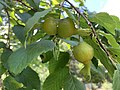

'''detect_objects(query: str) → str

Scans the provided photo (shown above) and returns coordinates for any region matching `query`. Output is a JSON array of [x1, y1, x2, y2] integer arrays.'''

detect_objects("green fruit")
[[43, 17, 57, 35], [73, 42, 94, 64], [57, 17, 76, 38]]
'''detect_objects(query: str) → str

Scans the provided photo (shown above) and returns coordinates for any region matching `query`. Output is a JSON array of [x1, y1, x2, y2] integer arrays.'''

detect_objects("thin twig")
[[17, 0, 37, 12], [4, 9, 11, 48], [65, 0, 116, 65]]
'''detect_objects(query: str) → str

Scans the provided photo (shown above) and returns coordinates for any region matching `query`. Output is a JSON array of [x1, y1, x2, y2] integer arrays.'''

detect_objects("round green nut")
[[57, 17, 76, 38], [73, 42, 94, 64], [43, 17, 57, 35]]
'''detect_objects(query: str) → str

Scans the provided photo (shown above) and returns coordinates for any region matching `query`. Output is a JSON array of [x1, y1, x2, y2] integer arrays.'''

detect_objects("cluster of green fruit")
[[43, 17, 76, 38], [43, 17, 94, 80]]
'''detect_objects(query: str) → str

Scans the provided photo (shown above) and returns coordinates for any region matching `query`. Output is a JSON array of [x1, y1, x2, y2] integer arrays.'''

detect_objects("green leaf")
[[89, 12, 116, 35], [1, 48, 13, 69], [24, 8, 52, 34], [76, 28, 92, 36], [0, 3, 3, 11], [91, 57, 98, 68], [56, 0, 64, 3], [62, 39, 79, 46], [116, 64, 120, 71], [0, 16, 2, 23], [41, 51, 53, 63], [0, 63, 6, 76], [49, 52, 70, 73], [34, 0, 40, 8], [99, 31, 119, 47], [108, 47, 120, 63], [26, 0, 39, 9], [13, 25, 25, 44], [75, 0, 84, 6], [0, 1, 12, 10], [0, 42, 6, 48], [3, 76, 23, 90], [49, 57, 58, 73], [113, 64, 120, 90], [15, 67, 41, 90], [16, 12, 31, 23], [80, 17, 89, 28], [7, 40, 55, 75], [63, 75, 86, 90], [111, 15, 120, 29], [91, 64, 106, 79], [43, 67, 69, 90], [84, 37, 115, 77]]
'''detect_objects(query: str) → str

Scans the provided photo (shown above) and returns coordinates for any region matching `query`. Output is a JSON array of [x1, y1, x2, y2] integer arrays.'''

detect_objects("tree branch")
[[65, 0, 116, 65]]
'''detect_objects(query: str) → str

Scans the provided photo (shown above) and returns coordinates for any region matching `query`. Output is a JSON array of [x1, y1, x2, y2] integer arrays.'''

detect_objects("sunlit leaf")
[[0, 16, 2, 23], [52, 0, 64, 5]]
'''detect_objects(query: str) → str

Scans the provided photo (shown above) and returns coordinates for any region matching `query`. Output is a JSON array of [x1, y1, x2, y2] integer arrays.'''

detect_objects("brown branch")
[[65, 0, 116, 65]]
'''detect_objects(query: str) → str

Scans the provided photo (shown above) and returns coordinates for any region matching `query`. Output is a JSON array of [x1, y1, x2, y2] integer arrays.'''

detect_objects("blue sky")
[[85, 0, 107, 12], [71, 0, 120, 18], [85, 0, 120, 18]]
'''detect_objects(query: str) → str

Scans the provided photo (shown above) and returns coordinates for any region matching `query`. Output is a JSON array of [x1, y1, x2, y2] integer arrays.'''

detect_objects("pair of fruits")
[[73, 42, 94, 80], [43, 17, 76, 38]]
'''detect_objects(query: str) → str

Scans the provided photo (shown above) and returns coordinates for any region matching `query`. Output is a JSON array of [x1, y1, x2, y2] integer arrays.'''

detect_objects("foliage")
[[0, 0, 120, 90]]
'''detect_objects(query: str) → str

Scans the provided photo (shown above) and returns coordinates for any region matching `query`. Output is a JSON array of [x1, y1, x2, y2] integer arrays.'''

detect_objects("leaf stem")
[[65, 0, 116, 66]]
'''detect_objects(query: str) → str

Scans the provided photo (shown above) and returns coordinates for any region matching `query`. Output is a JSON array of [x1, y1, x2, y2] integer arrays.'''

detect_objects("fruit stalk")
[[80, 62, 91, 81]]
